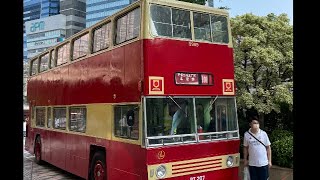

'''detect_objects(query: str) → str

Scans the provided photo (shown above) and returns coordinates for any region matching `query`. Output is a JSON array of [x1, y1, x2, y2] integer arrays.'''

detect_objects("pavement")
[[23, 138, 82, 180], [239, 160, 293, 180]]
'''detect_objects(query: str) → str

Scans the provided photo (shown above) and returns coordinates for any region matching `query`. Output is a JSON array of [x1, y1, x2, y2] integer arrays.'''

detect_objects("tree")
[[231, 13, 293, 128]]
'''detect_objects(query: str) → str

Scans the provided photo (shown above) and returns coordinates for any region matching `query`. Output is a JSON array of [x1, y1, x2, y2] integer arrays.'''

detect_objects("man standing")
[[243, 117, 272, 180]]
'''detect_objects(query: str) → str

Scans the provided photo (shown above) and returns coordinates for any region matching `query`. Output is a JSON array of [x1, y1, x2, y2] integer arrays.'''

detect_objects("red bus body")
[[25, 0, 240, 179]]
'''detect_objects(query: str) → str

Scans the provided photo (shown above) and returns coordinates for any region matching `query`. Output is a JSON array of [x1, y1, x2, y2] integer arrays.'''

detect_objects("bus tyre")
[[90, 152, 106, 180], [34, 136, 42, 164]]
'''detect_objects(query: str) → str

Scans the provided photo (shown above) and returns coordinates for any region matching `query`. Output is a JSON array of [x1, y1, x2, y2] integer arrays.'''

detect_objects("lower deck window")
[[114, 105, 139, 140], [53, 107, 66, 129], [36, 107, 45, 127], [69, 107, 86, 132]]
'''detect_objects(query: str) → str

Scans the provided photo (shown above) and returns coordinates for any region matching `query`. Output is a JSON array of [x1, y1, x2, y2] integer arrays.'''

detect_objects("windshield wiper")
[[204, 96, 218, 114], [168, 96, 188, 117]]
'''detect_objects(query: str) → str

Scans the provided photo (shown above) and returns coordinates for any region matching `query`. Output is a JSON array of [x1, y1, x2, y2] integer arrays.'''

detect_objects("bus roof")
[[28, 0, 230, 66]]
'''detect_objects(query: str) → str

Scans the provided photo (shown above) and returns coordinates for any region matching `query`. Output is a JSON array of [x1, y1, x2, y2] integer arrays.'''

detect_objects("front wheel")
[[90, 152, 106, 180], [34, 136, 42, 164]]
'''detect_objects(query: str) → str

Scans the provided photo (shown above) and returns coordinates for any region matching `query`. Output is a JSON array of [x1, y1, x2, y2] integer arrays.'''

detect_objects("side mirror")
[[126, 109, 135, 126]]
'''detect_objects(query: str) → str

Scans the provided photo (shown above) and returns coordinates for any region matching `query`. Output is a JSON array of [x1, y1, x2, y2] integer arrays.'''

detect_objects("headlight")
[[156, 165, 166, 178], [226, 156, 234, 167]]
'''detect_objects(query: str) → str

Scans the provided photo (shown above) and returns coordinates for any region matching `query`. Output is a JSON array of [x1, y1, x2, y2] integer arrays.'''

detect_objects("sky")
[[213, 0, 293, 25]]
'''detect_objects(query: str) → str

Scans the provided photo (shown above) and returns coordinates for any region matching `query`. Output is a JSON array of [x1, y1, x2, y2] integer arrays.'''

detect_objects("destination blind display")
[[175, 72, 213, 85]]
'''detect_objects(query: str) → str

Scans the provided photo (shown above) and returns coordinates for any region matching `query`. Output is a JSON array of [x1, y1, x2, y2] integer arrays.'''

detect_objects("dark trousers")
[[249, 165, 269, 180]]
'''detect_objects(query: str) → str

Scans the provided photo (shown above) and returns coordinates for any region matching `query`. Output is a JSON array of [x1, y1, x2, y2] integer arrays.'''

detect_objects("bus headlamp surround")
[[156, 165, 166, 178], [226, 156, 234, 167]]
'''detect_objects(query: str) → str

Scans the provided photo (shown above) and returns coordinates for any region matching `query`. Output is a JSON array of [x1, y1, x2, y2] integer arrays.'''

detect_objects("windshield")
[[195, 97, 238, 140], [146, 97, 195, 136], [145, 96, 238, 146]]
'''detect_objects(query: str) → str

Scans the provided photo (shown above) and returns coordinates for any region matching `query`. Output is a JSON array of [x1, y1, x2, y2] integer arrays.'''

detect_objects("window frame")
[[193, 11, 213, 42], [72, 32, 89, 61], [114, 7, 141, 45], [149, 4, 192, 40], [149, 4, 230, 44], [143, 96, 239, 147], [35, 107, 46, 127], [49, 49, 55, 69], [69, 106, 87, 133], [114, 104, 140, 140], [39, 52, 50, 73], [53, 107, 67, 130], [56, 42, 71, 66], [92, 21, 112, 53], [29, 57, 39, 76], [210, 14, 229, 44], [47, 107, 52, 128]]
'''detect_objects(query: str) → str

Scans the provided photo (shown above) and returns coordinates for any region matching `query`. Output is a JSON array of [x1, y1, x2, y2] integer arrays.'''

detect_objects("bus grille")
[[171, 157, 223, 177]]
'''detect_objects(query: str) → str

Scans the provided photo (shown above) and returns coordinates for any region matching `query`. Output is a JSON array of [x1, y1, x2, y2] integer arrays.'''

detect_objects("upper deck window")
[[193, 13, 211, 42], [30, 58, 38, 76], [150, 5, 191, 39], [50, 50, 55, 68], [93, 23, 111, 52], [116, 7, 141, 44], [73, 33, 89, 60], [39, 53, 49, 72], [211, 15, 229, 43], [193, 12, 229, 44], [57, 43, 70, 66]]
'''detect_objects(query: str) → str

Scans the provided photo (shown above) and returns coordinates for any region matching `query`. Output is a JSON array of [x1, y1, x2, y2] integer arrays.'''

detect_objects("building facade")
[[23, 0, 60, 23], [60, 0, 86, 38], [25, 14, 67, 59], [23, 0, 60, 61], [206, 0, 214, 7], [86, 0, 136, 28]]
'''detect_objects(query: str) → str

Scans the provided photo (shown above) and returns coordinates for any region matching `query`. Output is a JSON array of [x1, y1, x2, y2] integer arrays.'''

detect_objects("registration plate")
[[189, 175, 205, 180]]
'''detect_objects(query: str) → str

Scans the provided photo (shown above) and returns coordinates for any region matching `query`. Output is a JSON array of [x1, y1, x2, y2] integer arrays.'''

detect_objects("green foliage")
[[271, 135, 293, 168], [178, 0, 206, 5], [270, 129, 293, 143], [231, 13, 293, 115], [269, 129, 293, 168]]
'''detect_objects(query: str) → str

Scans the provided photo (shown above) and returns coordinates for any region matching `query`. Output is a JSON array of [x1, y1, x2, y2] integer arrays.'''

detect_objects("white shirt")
[[243, 128, 271, 167]]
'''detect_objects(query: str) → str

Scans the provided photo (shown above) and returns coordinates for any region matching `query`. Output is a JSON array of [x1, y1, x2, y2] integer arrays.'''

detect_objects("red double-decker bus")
[[25, 0, 240, 179]]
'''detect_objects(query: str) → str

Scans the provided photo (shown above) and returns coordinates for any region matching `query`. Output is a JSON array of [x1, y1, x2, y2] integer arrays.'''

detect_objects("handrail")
[[146, 130, 239, 147]]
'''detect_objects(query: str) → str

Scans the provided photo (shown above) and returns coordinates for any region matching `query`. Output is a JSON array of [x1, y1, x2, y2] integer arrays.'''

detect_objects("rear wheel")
[[90, 152, 106, 180], [34, 136, 42, 164]]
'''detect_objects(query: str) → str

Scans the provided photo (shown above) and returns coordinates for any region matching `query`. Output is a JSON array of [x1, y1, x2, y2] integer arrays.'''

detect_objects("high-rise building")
[[23, 0, 60, 61], [23, 0, 60, 23], [25, 14, 67, 59], [24, 0, 87, 61], [60, 0, 86, 38], [86, 0, 137, 28], [207, 0, 214, 7]]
